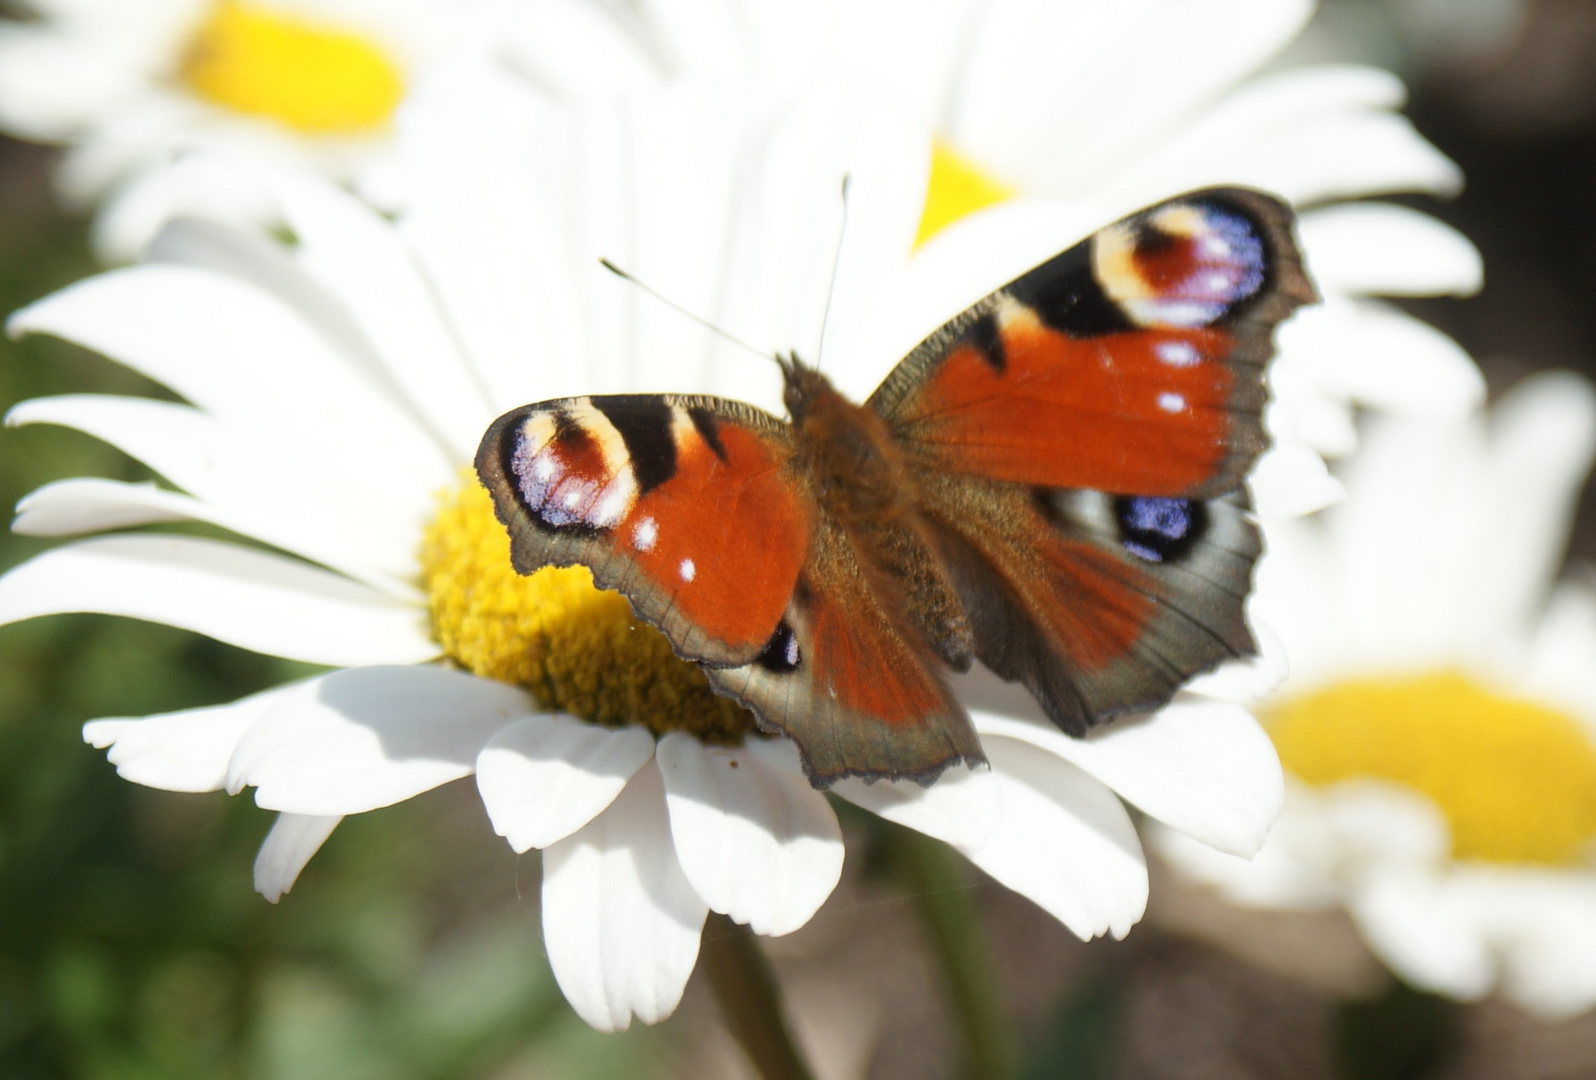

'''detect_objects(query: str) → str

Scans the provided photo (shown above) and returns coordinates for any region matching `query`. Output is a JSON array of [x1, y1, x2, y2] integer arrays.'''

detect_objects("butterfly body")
[[477, 188, 1314, 788]]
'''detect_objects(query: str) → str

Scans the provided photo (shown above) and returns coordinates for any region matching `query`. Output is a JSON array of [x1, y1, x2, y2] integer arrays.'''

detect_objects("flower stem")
[[700, 912, 816, 1080], [898, 830, 1017, 1080]]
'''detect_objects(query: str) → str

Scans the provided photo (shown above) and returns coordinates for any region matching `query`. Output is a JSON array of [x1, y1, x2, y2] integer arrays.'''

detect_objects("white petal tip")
[[253, 813, 341, 903]]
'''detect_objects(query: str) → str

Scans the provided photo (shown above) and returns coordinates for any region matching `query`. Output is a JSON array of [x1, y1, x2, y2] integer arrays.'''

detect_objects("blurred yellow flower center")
[[915, 140, 1013, 247], [1269, 672, 1596, 865], [420, 476, 754, 744], [181, 1, 404, 134]]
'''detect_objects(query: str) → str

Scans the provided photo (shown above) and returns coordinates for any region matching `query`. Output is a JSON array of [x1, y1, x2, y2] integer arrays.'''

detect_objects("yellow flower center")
[[914, 140, 1014, 247], [180, 1, 404, 134], [1268, 672, 1596, 865], [420, 476, 754, 744]]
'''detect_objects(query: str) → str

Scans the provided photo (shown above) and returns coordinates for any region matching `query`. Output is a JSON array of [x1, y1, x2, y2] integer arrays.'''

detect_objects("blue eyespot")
[[1115, 496, 1202, 563]]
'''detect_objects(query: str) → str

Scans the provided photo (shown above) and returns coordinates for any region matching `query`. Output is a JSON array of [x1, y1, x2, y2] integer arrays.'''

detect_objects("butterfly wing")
[[922, 475, 1261, 733], [476, 393, 984, 785], [872, 187, 1313, 500], [876, 188, 1311, 732], [705, 515, 983, 785], [476, 394, 813, 667]]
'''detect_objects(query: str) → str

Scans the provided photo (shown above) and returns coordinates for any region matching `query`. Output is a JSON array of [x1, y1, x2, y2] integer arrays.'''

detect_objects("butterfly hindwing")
[[921, 475, 1260, 733], [872, 188, 1313, 500], [476, 394, 813, 667], [706, 517, 984, 784]]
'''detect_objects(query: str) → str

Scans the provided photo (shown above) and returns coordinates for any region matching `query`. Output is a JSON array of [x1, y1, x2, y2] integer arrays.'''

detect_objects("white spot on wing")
[[632, 516, 658, 552], [679, 558, 696, 582], [1155, 341, 1200, 367], [1158, 392, 1186, 413]]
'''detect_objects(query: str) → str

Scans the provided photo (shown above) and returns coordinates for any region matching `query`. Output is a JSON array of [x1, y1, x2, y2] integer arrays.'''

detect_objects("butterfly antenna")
[[598, 258, 776, 367], [815, 173, 852, 372]]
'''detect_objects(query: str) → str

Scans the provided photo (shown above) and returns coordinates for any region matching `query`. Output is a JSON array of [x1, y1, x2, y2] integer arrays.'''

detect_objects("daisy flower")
[[0, 0, 480, 262], [481, 0, 1488, 512], [0, 76, 1299, 1031], [1155, 370, 1596, 1020]]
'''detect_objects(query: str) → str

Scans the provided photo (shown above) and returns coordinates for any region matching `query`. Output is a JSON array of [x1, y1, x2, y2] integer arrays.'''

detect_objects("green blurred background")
[[4, 2, 1596, 1078]]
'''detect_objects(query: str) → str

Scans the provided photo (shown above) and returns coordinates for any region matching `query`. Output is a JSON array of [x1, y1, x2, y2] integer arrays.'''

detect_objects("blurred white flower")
[[477, 0, 1488, 513], [1156, 371, 1596, 1020], [0, 80, 1293, 1031], [0, 0, 480, 260]]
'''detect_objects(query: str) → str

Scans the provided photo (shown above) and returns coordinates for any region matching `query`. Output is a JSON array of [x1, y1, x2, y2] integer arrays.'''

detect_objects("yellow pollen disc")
[[181, 1, 404, 134], [1268, 672, 1596, 865], [420, 476, 754, 744], [914, 140, 1014, 248]]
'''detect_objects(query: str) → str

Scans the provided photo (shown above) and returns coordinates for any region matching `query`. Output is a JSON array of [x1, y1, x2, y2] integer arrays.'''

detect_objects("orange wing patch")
[[910, 302, 1239, 496], [620, 416, 813, 659]]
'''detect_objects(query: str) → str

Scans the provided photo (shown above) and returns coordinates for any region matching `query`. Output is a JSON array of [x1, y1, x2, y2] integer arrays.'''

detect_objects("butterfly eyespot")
[[1114, 496, 1206, 563], [756, 622, 802, 673], [1096, 201, 1267, 329]]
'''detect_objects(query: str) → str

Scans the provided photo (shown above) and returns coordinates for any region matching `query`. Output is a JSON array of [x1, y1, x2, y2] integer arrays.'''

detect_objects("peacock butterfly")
[[475, 188, 1315, 789]]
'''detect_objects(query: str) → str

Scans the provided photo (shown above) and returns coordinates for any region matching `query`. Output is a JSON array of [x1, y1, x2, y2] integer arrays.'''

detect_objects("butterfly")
[[476, 188, 1314, 789]]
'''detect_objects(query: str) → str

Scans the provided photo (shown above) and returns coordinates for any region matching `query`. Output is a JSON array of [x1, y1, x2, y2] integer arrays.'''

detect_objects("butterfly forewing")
[[871, 188, 1313, 500], [476, 394, 813, 667]]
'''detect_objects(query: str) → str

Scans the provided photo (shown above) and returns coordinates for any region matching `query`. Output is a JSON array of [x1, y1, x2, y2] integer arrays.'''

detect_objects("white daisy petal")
[[1279, 300, 1485, 419], [1248, 438, 1346, 520], [1473, 371, 1596, 640], [142, 215, 415, 402], [962, 668, 1283, 857], [1523, 582, 1596, 729], [960, 735, 1147, 941], [1298, 203, 1482, 298], [657, 733, 844, 937], [476, 715, 656, 853], [541, 758, 707, 1032], [10, 475, 418, 602], [13, 477, 193, 536], [92, 148, 285, 265], [7, 394, 423, 585], [832, 760, 1003, 851], [499, 0, 664, 96], [954, 0, 1314, 195], [1462, 871, 1596, 1020], [226, 666, 528, 815], [1109, 65, 1460, 206], [84, 676, 317, 793], [398, 76, 585, 410], [1348, 870, 1495, 1001], [254, 813, 343, 904], [262, 167, 495, 459], [0, 27, 141, 140], [8, 263, 452, 488], [0, 534, 436, 667]]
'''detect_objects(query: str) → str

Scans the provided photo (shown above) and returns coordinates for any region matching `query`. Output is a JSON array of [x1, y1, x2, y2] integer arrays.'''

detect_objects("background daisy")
[[1156, 369, 1596, 1020], [0, 0, 480, 262]]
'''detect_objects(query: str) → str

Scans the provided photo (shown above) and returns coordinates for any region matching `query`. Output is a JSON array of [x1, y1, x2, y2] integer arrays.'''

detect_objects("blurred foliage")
[[1336, 982, 1459, 1080], [0, 149, 664, 1080]]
